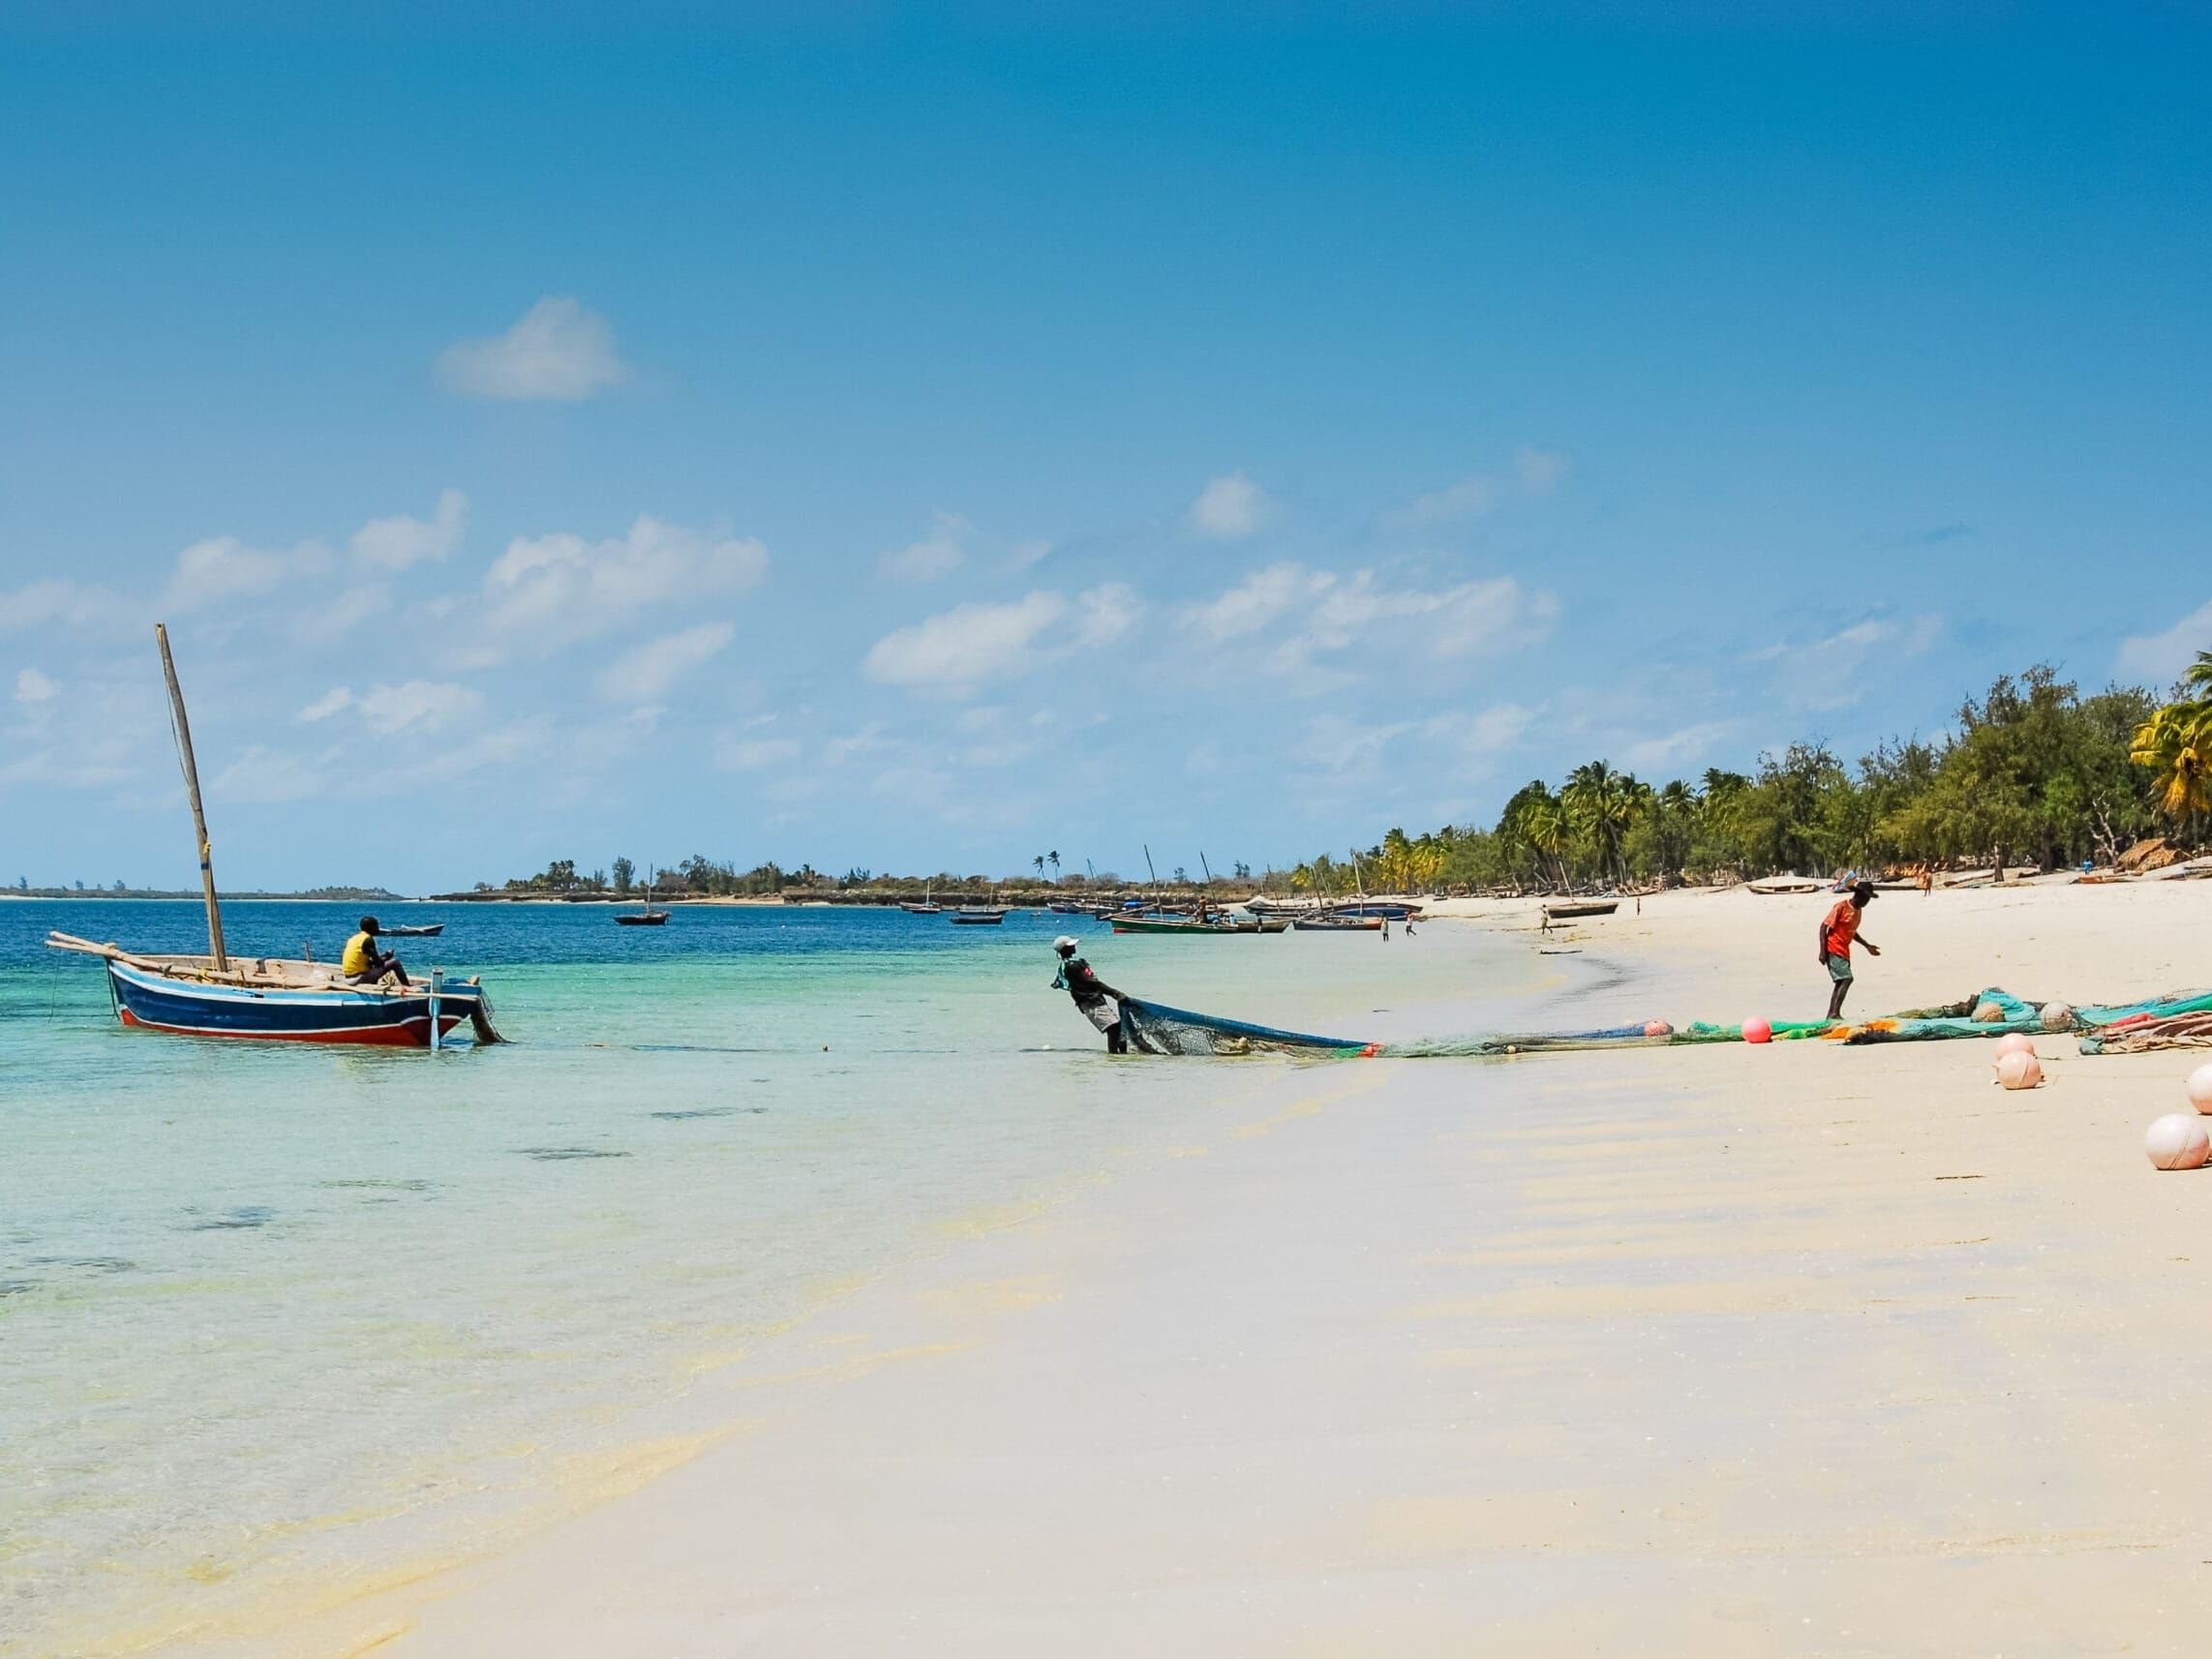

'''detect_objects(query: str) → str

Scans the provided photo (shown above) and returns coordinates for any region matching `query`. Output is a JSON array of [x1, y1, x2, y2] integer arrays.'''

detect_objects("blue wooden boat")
[[44, 625, 501, 1048], [47, 940, 494, 1045]]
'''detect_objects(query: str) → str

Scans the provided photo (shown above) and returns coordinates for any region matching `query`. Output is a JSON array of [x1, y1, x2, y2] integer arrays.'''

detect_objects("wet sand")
[[245, 882, 2212, 1657]]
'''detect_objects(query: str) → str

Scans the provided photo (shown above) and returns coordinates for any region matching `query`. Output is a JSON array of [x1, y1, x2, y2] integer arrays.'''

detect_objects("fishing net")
[[1116, 997, 1377, 1058], [1106, 984, 2212, 1060]]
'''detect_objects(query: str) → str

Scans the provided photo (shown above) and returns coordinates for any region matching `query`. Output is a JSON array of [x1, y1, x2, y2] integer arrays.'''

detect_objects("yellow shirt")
[[341, 931, 378, 977]]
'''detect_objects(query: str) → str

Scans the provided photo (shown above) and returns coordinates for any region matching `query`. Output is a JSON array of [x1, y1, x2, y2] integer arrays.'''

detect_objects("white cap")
[[1053, 935, 1080, 950]]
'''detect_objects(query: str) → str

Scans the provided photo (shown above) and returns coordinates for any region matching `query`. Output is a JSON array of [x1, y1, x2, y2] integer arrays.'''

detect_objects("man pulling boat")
[[1053, 935, 1128, 1053]]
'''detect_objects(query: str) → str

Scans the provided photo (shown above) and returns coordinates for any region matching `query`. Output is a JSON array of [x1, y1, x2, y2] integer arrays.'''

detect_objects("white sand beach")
[[199, 882, 2212, 1659]]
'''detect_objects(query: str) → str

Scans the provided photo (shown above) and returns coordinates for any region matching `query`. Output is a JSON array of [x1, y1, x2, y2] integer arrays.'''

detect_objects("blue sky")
[[3, 4, 2208, 892]]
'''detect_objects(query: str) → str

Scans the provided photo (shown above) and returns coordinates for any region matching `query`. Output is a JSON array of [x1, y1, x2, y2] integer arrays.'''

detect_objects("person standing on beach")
[[1818, 881, 1881, 1020], [1053, 936, 1127, 1053]]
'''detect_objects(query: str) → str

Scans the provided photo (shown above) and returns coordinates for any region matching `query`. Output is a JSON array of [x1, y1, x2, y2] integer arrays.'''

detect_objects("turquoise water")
[[0, 900, 1528, 1656]]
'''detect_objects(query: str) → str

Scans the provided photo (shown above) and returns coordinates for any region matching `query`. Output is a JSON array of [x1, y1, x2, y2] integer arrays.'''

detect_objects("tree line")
[[1289, 658, 2211, 895]]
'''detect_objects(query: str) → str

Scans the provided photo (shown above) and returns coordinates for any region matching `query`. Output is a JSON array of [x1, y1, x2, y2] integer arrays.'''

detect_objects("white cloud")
[[1389, 474, 1497, 529], [1297, 705, 1529, 777], [211, 744, 336, 805], [351, 489, 468, 570], [1074, 583, 1139, 647], [482, 516, 769, 651], [15, 668, 57, 705], [1755, 615, 1941, 710], [298, 686, 354, 722], [296, 585, 393, 643], [166, 535, 301, 610], [0, 580, 122, 634], [1184, 563, 1558, 673], [1620, 720, 1734, 773], [864, 592, 1067, 691], [1188, 472, 1272, 540], [354, 680, 483, 737], [718, 735, 803, 771], [437, 297, 627, 402], [879, 511, 971, 582], [1186, 563, 1310, 640], [596, 622, 735, 705], [2117, 597, 2212, 687], [1007, 538, 1054, 571], [1514, 447, 1572, 493]]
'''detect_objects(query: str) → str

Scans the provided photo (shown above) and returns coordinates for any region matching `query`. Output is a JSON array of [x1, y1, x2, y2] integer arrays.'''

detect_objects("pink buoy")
[[2189, 1062, 2212, 1115], [1994, 1050, 2043, 1090], [1643, 1018, 1673, 1038], [2146, 1112, 2211, 1170], [1742, 1017, 1773, 1045], [1994, 1032, 2037, 1061]]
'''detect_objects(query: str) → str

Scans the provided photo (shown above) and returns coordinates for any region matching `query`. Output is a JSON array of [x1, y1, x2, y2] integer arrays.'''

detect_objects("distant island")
[[5, 883, 408, 902]]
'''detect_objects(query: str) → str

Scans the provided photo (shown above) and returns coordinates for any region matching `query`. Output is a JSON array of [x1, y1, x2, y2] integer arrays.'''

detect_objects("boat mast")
[[155, 623, 227, 971]]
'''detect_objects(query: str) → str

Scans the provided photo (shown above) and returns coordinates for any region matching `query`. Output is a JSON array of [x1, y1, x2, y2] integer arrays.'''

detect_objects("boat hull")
[[106, 961, 479, 1046]]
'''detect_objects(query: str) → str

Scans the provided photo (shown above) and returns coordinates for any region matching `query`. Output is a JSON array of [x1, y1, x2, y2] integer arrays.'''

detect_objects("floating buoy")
[[1742, 1017, 1773, 1044], [2189, 1062, 2212, 1116], [2146, 1112, 2211, 1170], [1994, 1032, 2038, 1060], [1994, 1050, 2043, 1090]]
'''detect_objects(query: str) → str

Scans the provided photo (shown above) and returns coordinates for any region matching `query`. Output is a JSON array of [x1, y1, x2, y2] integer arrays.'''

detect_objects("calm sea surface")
[[0, 899, 1530, 1656]]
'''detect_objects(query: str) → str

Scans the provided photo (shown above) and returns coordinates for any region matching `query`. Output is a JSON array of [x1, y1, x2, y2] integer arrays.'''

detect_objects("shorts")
[[1075, 995, 1120, 1035], [1825, 953, 1854, 983]]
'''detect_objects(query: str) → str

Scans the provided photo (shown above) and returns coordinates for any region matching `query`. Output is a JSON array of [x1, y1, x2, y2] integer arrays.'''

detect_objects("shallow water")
[[0, 899, 1534, 1656]]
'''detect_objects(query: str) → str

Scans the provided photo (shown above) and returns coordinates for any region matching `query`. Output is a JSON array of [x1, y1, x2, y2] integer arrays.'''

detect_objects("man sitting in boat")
[[341, 917, 409, 987], [1052, 936, 1127, 1053]]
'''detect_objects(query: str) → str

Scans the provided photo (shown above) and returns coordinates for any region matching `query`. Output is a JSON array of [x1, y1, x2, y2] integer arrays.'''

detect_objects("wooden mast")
[[155, 623, 227, 971]]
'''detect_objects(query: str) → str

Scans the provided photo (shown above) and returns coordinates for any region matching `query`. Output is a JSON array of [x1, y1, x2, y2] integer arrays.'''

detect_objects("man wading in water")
[[1818, 880, 1882, 1020], [1053, 935, 1127, 1053]]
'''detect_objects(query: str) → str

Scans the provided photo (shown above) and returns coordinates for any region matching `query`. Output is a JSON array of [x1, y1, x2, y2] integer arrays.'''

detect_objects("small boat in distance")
[[45, 625, 500, 1048], [380, 921, 445, 938], [900, 882, 943, 915], [617, 871, 671, 925], [1291, 914, 1383, 931], [951, 906, 1008, 925], [1542, 900, 1619, 921]]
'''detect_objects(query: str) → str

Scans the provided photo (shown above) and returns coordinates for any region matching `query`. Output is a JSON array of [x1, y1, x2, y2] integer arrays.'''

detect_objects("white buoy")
[[2039, 1001, 2075, 1033], [1994, 1050, 2043, 1090], [2146, 1112, 2211, 1170], [2188, 1062, 2212, 1116]]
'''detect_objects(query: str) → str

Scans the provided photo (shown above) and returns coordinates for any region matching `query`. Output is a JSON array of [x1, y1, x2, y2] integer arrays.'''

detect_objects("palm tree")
[[1562, 760, 1638, 886], [2132, 702, 2212, 830], [1048, 850, 1060, 882], [1033, 854, 1046, 882]]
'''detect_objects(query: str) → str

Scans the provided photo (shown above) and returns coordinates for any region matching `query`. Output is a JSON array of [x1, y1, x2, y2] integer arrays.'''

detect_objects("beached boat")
[[1745, 874, 1825, 895], [1290, 915, 1383, 932], [1543, 900, 1619, 920], [44, 626, 501, 1048]]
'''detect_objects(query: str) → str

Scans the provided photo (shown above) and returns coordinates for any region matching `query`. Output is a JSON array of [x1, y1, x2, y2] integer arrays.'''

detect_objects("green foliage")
[[1309, 662, 2186, 890]]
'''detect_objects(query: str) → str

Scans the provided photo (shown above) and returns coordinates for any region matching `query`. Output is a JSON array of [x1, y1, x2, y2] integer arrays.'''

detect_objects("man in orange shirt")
[[1819, 880, 1882, 1020]]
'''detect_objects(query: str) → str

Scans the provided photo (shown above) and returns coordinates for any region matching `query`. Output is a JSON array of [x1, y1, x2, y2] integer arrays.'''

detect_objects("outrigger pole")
[[155, 622, 227, 972]]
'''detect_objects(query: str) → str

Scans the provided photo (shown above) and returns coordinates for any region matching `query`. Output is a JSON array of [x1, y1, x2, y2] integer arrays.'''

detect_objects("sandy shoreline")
[[194, 884, 2212, 1658]]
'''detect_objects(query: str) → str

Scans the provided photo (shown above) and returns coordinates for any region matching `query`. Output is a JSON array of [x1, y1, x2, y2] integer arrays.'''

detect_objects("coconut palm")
[[2132, 701, 2212, 827], [1048, 850, 1060, 882], [1562, 760, 1640, 885]]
